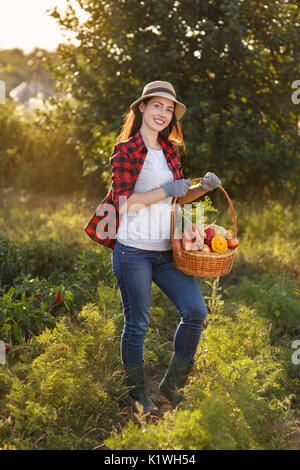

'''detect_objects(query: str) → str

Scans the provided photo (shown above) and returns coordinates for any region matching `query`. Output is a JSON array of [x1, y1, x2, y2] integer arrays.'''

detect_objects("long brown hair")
[[116, 97, 186, 154]]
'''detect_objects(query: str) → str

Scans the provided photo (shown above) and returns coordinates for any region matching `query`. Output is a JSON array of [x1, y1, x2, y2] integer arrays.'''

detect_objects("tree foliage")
[[0, 48, 54, 93], [47, 0, 300, 199]]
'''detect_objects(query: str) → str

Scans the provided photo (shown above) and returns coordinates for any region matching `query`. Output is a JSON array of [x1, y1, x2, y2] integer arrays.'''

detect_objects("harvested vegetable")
[[211, 235, 228, 253], [209, 224, 227, 238], [227, 237, 239, 249], [204, 227, 215, 248], [182, 224, 204, 252], [200, 244, 211, 253]]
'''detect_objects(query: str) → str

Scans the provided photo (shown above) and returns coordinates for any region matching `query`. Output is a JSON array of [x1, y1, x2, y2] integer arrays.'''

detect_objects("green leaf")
[[13, 321, 22, 343]]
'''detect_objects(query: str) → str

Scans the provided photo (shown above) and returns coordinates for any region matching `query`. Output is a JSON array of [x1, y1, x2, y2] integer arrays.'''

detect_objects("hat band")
[[143, 87, 176, 99]]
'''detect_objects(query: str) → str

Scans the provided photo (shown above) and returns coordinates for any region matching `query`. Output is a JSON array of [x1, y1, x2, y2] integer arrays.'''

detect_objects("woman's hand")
[[162, 179, 192, 198], [198, 172, 221, 193]]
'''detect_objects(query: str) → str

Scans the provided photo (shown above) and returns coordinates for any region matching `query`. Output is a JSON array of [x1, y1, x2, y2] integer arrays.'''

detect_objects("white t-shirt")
[[116, 147, 174, 251]]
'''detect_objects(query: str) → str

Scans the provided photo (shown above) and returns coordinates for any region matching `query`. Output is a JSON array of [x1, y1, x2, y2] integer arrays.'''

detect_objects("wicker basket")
[[171, 178, 238, 278]]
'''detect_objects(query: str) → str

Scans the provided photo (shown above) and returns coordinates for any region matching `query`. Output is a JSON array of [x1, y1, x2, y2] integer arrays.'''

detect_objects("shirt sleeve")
[[110, 144, 135, 211]]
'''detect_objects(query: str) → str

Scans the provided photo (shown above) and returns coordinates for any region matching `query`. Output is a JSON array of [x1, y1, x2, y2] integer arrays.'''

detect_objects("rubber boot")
[[159, 352, 193, 409], [123, 362, 158, 416]]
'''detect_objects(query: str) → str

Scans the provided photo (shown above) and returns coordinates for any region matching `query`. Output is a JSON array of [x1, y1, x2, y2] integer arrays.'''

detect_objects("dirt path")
[[146, 368, 173, 416], [95, 369, 173, 450]]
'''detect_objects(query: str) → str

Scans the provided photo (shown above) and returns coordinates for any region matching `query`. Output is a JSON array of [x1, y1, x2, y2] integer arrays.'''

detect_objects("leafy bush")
[[231, 200, 300, 278], [0, 303, 123, 450], [105, 304, 296, 450], [224, 272, 300, 338], [0, 100, 24, 188], [0, 274, 78, 343], [0, 96, 85, 195], [0, 236, 81, 293], [0, 231, 117, 344]]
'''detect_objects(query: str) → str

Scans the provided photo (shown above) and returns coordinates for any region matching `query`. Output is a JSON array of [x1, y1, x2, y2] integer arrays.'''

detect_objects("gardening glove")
[[198, 172, 221, 193], [162, 178, 192, 198]]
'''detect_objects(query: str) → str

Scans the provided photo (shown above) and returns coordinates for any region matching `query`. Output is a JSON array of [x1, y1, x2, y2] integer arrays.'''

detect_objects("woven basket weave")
[[171, 178, 238, 278]]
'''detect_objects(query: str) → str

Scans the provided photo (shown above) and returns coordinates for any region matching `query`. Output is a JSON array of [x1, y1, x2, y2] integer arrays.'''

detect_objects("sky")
[[0, 0, 88, 54]]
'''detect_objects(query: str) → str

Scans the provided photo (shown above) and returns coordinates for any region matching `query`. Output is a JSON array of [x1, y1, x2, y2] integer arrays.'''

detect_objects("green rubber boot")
[[123, 362, 158, 416], [159, 352, 193, 409]]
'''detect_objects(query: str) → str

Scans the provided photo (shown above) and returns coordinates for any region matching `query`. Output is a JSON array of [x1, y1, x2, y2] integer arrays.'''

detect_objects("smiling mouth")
[[153, 119, 165, 125]]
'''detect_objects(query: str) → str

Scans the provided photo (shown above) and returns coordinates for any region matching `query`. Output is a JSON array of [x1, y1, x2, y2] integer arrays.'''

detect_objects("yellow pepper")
[[211, 235, 228, 253]]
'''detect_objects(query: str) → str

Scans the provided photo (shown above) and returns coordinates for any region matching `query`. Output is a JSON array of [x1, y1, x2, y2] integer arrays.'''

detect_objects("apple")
[[227, 237, 239, 249]]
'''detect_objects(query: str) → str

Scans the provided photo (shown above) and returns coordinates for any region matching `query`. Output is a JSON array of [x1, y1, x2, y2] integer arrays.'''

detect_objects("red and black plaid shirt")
[[84, 129, 184, 250]]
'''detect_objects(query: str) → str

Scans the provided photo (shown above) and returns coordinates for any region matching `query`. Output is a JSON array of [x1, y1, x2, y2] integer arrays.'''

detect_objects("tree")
[[46, 0, 300, 200], [0, 48, 55, 94]]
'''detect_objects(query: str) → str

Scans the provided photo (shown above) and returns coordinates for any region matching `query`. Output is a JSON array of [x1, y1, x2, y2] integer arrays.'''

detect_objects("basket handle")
[[170, 178, 237, 255]]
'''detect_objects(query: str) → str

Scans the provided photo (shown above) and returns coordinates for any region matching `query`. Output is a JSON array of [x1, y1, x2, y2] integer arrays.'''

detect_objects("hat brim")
[[129, 92, 186, 120]]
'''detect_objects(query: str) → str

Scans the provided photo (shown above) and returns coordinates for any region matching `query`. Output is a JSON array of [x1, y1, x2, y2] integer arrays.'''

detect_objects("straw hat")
[[129, 80, 186, 120]]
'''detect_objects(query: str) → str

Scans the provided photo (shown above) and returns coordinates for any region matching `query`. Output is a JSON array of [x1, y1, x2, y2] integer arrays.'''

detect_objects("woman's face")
[[139, 96, 175, 132]]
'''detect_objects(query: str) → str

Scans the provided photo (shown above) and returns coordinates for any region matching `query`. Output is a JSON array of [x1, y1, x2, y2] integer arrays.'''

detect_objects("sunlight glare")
[[0, 0, 88, 53]]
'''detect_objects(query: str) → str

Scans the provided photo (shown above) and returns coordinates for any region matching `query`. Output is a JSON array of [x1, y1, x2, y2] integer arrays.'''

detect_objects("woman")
[[85, 80, 221, 415]]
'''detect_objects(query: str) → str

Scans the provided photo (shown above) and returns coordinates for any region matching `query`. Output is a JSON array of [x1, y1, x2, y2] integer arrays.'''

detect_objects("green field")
[[0, 191, 299, 450]]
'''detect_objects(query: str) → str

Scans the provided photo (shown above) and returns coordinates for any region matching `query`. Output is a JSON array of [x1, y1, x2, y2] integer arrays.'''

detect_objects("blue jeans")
[[112, 240, 207, 365]]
